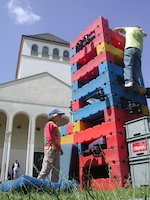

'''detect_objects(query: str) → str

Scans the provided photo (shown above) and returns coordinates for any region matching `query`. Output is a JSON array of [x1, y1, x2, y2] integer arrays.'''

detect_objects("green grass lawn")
[[1, 185, 150, 200]]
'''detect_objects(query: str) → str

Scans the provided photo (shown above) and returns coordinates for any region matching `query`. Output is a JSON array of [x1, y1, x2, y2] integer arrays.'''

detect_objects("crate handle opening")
[[133, 133, 141, 136]]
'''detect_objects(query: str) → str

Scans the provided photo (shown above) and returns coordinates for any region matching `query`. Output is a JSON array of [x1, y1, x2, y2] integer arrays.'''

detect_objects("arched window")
[[63, 50, 69, 58], [31, 44, 38, 56], [63, 50, 70, 62], [42, 46, 49, 54], [53, 48, 60, 60], [42, 46, 49, 58], [53, 48, 59, 56]]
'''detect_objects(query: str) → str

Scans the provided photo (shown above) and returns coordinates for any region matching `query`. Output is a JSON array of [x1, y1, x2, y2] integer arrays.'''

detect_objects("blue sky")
[[0, 0, 150, 105]]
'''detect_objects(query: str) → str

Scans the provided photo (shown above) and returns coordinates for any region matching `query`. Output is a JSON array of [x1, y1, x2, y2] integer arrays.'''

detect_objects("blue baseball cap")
[[49, 109, 65, 117]]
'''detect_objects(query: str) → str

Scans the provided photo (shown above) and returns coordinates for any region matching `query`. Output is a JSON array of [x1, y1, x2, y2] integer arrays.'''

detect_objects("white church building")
[[0, 33, 72, 180]]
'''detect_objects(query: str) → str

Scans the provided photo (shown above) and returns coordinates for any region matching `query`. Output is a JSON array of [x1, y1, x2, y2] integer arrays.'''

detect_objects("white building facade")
[[16, 33, 71, 85], [0, 33, 72, 180]]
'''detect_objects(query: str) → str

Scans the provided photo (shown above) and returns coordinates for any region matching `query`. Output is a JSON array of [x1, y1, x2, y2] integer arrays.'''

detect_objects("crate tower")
[[68, 16, 149, 190]]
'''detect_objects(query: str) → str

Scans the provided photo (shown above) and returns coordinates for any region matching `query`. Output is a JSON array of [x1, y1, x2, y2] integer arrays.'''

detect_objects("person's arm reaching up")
[[114, 27, 125, 34]]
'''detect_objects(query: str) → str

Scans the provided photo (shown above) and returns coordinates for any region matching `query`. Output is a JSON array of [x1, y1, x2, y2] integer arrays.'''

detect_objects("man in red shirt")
[[37, 109, 64, 182]]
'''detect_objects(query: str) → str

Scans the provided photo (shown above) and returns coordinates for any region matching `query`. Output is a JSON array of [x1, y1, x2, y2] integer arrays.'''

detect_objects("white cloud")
[[6, 0, 41, 25]]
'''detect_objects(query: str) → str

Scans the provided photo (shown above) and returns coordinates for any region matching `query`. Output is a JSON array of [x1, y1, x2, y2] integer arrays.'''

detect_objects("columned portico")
[[0, 73, 71, 180]]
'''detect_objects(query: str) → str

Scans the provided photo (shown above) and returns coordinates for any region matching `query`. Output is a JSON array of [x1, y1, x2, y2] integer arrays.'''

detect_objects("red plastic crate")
[[79, 146, 128, 169], [70, 26, 112, 67], [74, 119, 125, 144], [72, 99, 86, 112], [66, 123, 73, 135], [79, 164, 129, 190], [94, 25, 111, 37], [104, 106, 128, 122], [94, 30, 112, 44], [112, 31, 125, 50], [79, 154, 106, 168], [103, 146, 128, 163], [106, 131, 126, 148], [104, 106, 144, 122], [109, 161, 130, 179], [71, 51, 114, 83], [89, 177, 129, 190], [95, 26, 125, 51], [70, 16, 109, 49], [70, 43, 97, 66]]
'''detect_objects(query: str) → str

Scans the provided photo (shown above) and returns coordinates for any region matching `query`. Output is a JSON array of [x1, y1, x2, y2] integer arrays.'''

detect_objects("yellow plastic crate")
[[96, 41, 124, 59], [73, 120, 91, 133], [61, 134, 74, 145], [141, 104, 149, 116]]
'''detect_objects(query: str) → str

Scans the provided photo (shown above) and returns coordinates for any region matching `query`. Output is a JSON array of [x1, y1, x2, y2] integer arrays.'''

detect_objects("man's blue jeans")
[[123, 47, 142, 88]]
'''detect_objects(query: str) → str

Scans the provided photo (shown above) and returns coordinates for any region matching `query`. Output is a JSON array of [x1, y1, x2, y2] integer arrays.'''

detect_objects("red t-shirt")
[[44, 121, 61, 151]]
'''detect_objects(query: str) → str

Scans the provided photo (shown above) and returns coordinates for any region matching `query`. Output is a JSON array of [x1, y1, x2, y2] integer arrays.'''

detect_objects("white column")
[[25, 117, 35, 176], [1, 117, 13, 181], [1, 138, 8, 181]]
